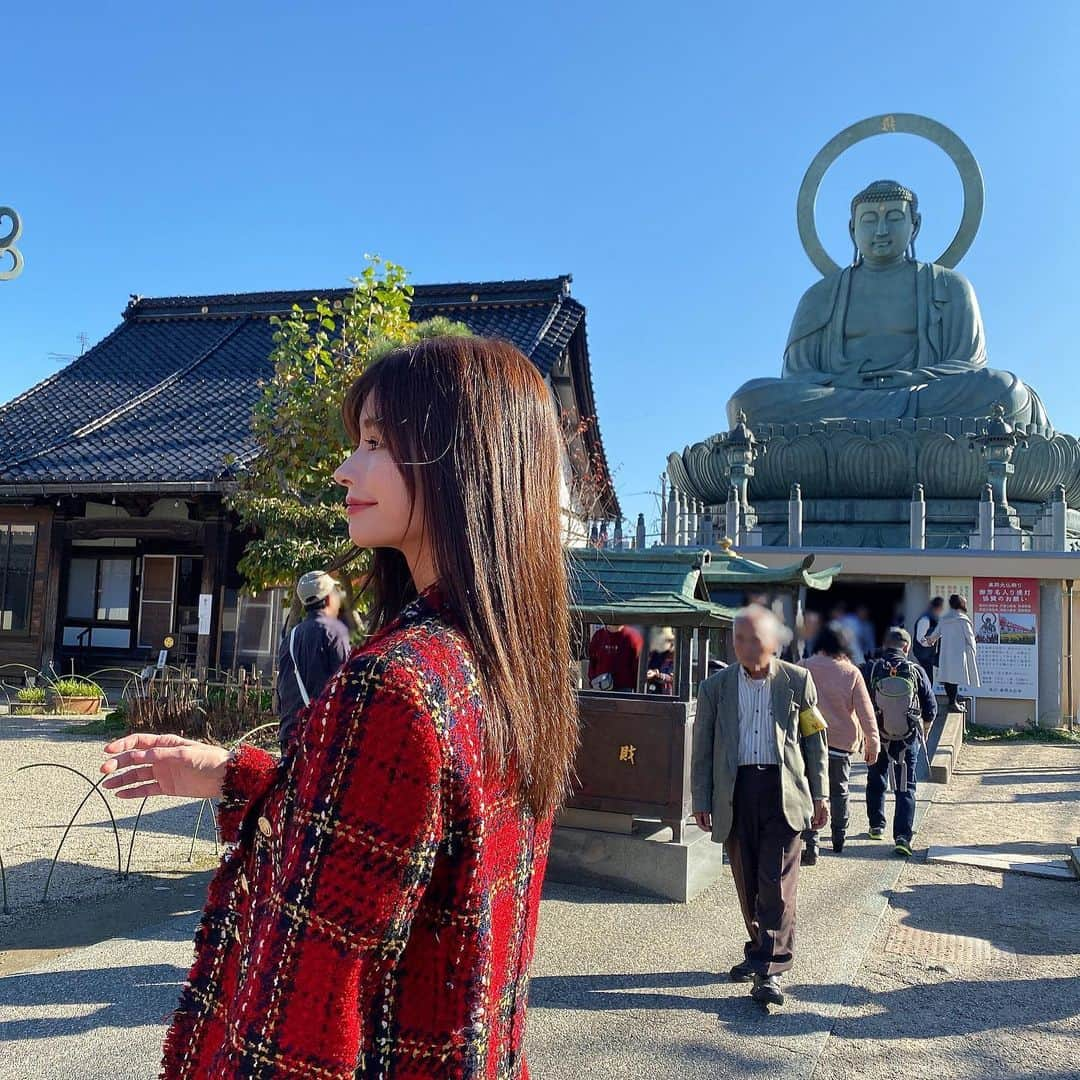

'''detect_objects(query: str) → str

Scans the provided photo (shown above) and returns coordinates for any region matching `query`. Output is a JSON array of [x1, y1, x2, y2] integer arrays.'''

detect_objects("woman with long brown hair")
[[101, 336, 576, 1078]]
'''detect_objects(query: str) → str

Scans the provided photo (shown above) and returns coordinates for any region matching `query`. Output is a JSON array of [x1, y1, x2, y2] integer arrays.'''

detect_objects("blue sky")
[[3, 2, 1079, 536]]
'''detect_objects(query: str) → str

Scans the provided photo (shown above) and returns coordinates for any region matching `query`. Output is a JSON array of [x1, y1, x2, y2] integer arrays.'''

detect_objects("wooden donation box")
[[568, 689, 697, 841]]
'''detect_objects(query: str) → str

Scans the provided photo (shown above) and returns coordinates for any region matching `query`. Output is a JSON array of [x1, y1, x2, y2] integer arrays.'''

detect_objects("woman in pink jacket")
[[801, 621, 881, 855]]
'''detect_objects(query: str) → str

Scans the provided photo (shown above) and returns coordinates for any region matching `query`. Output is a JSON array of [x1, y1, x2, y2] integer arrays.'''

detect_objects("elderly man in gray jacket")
[[692, 604, 829, 1007]]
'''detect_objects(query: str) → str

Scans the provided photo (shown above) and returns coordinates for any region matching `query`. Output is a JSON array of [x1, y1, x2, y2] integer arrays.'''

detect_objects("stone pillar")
[[660, 473, 668, 544], [677, 490, 689, 546], [976, 485, 995, 550], [635, 513, 647, 550], [613, 519, 623, 550], [1039, 582, 1064, 727], [909, 483, 926, 550], [1052, 484, 1067, 552], [787, 484, 803, 548], [904, 579, 930, 637], [702, 508, 714, 547], [1032, 501, 1049, 552], [726, 485, 741, 547], [666, 485, 678, 547]]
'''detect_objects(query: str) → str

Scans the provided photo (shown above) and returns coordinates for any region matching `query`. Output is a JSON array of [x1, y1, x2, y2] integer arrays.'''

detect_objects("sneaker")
[[868, 827, 886, 841], [894, 838, 913, 857]]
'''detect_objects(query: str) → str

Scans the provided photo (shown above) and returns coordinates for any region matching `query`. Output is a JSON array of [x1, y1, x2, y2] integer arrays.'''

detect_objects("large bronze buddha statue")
[[727, 180, 1049, 429]]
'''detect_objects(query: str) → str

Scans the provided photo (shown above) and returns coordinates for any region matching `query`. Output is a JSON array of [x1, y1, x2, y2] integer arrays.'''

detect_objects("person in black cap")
[[276, 570, 352, 752]]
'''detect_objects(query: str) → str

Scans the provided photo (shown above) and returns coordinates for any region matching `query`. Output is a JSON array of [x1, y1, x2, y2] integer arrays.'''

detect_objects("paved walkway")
[[813, 741, 1080, 1080], [0, 738, 1076, 1079]]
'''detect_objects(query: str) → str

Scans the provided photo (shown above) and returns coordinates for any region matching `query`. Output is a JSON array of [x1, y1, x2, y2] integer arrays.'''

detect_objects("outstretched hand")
[[100, 733, 231, 800]]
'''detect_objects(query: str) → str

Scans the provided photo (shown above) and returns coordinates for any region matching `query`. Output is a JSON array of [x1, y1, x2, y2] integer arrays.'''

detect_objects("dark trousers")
[[726, 765, 801, 976], [866, 740, 919, 842]]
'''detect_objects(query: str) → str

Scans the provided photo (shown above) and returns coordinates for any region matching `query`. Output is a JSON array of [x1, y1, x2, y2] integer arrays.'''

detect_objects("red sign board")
[[971, 577, 1038, 699]]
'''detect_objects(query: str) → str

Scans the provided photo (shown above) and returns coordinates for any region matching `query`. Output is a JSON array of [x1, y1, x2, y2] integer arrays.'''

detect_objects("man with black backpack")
[[863, 627, 937, 857]]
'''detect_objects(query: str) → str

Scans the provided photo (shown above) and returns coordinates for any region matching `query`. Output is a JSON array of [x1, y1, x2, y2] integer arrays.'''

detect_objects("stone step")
[[930, 708, 965, 783]]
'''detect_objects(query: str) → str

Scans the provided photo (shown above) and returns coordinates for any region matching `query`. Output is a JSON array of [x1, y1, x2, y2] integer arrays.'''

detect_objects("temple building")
[[0, 276, 618, 680]]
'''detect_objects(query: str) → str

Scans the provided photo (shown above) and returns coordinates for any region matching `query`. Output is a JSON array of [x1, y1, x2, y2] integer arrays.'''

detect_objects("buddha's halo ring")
[[0, 207, 23, 281], [0, 207, 22, 249], [796, 114, 985, 277]]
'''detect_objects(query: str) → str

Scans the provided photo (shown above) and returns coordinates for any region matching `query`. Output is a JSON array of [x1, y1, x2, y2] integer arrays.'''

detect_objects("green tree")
[[227, 257, 469, 617]]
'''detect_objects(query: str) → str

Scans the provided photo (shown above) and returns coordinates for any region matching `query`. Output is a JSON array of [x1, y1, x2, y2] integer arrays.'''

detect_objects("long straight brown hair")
[[343, 335, 576, 819]]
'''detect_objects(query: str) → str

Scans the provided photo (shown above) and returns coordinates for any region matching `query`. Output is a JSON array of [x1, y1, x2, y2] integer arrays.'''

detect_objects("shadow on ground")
[[531, 968, 1080, 1039], [0, 961, 188, 1042]]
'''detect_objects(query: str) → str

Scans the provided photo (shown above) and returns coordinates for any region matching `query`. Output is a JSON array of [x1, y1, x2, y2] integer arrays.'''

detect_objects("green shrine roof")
[[567, 548, 736, 627], [702, 544, 841, 591]]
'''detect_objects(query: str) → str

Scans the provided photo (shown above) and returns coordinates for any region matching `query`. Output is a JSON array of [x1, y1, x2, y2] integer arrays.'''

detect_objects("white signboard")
[[929, 577, 973, 609], [198, 593, 213, 636]]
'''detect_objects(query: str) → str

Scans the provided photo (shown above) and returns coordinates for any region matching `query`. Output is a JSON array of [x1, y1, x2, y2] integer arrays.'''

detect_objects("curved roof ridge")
[[125, 276, 573, 319]]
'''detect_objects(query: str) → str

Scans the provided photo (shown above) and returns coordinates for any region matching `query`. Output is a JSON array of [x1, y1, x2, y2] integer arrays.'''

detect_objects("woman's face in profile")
[[334, 396, 421, 552]]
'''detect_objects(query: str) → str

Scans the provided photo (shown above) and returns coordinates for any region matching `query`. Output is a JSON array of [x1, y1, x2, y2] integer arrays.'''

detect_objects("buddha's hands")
[[860, 370, 915, 388], [859, 368, 939, 389], [101, 733, 231, 800]]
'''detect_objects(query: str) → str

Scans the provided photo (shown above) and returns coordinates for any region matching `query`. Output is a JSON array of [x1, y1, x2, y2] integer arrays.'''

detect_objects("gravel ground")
[[812, 742, 1080, 1080], [0, 715, 219, 944]]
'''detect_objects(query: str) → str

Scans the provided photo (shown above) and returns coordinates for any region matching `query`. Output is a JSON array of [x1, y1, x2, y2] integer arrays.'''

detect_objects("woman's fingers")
[[101, 764, 157, 790], [100, 746, 161, 774], [111, 780, 165, 800], [102, 732, 193, 755]]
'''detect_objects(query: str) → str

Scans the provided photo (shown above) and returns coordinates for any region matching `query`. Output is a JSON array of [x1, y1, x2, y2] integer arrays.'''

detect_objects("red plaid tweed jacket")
[[161, 591, 551, 1079]]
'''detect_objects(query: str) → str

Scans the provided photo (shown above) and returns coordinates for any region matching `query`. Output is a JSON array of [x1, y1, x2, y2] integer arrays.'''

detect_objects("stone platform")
[[546, 818, 725, 903]]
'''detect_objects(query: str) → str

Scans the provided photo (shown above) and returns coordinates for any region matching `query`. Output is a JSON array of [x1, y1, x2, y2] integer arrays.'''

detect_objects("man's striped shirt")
[[737, 664, 779, 766]]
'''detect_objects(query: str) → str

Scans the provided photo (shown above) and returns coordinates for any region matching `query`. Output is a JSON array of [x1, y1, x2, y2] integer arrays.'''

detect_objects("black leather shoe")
[[832, 833, 845, 854], [801, 842, 818, 866], [729, 960, 754, 982], [751, 974, 784, 1006]]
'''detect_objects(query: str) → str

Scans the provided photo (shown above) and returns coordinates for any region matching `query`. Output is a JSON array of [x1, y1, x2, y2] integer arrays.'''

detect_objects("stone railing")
[[667, 416, 1080, 507]]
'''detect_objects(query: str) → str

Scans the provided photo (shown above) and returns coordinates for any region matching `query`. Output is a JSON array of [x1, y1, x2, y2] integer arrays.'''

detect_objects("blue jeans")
[[866, 740, 919, 842]]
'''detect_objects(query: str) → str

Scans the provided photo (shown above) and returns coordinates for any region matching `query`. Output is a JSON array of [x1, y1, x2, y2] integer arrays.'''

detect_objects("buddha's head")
[[849, 179, 921, 267]]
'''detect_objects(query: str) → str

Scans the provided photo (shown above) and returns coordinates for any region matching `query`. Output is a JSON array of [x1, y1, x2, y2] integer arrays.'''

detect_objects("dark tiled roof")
[[0, 276, 600, 489]]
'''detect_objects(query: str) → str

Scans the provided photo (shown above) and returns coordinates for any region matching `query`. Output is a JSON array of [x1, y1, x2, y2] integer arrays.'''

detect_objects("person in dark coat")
[[912, 596, 945, 684], [862, 628, 937, 857], [276, 570, 352, 752]]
